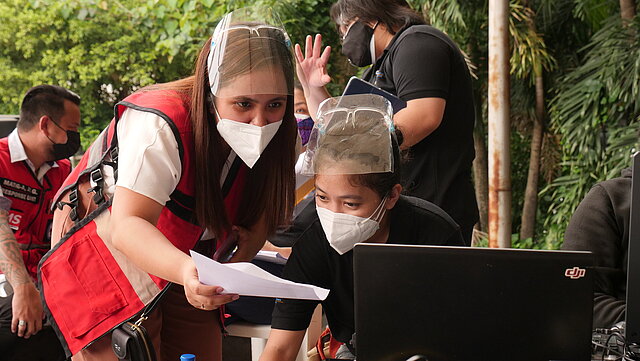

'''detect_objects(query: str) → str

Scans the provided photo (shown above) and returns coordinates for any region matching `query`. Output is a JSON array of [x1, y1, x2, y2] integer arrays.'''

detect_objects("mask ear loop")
[[213, 105, 221, 123], [367, 193, 389, 223], [45, 117, 65, 145], [370, 21, 380, 65]]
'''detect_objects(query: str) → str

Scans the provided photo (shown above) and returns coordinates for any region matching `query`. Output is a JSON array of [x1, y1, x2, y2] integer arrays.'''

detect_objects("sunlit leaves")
[[509, 1, 557, 81]]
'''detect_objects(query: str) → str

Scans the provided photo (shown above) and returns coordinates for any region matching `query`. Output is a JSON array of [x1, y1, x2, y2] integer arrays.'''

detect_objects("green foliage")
[[472, 233, 554, 249], [544, 15, 640, 246], [408, 0, 467, 38], [509, 1, 557, 81], [0, 0, 193, 149], [572, 0, 619, 32], [2, 0, 638, 252], [416, 0, 637, 250], [0, 0, 350, 150]]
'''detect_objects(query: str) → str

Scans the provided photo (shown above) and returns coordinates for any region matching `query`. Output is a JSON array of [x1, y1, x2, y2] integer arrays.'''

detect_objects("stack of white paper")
[[190, 250, 329, 301]]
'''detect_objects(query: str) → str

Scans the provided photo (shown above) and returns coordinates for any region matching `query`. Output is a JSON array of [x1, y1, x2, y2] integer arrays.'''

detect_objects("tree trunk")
[[520, 75, 544, 240], [519, 0, 546, 242], [620, 0, 637, 21], [473, 103, 489, 233]]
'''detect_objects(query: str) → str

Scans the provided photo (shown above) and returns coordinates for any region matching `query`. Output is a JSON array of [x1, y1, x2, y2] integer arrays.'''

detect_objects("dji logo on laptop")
[[564, 267, 586, 279]]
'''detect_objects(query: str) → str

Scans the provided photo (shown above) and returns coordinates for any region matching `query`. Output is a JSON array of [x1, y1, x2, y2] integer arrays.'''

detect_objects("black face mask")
[[341, 21, 375, 67], [47, 120, 81, 161]]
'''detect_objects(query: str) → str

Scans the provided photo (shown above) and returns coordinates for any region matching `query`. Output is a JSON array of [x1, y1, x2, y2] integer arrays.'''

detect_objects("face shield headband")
[[300, 94, 395, 176], [207, 13, 293, 97]]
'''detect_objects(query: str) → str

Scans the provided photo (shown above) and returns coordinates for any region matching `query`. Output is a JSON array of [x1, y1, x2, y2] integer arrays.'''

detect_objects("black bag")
[[111, 320, 157, 361], [111, 284, 171, 361]]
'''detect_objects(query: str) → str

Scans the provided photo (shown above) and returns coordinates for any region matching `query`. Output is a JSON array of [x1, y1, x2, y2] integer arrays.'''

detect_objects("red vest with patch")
[[38, 90, 247, 357], [0, 138, 71, 280]]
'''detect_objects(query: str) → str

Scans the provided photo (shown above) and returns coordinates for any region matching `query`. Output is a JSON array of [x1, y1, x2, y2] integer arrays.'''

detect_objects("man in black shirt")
[[562, 169, 631, 329], [294, 0, 478, 244]]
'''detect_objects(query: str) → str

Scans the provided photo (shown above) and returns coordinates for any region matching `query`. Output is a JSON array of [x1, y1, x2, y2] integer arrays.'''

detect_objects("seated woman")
[[259, 94, 464, 361]]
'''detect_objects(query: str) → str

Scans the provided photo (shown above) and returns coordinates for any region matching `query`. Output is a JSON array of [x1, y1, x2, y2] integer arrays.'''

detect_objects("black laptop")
[[353, 245, 594, 361]]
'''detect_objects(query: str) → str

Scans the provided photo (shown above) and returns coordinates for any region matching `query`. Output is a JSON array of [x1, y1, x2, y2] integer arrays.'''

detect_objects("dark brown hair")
[[143, 28, 296, 237], [19, 85, 81, 131], [330, 0, 425, 35]]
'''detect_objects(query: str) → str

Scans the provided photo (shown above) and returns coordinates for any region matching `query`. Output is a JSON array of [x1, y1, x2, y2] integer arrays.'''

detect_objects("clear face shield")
[[207, 6, 294, 99], [300, 94, 395, 175]]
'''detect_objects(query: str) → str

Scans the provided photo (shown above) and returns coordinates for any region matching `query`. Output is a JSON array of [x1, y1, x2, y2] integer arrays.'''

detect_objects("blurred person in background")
[[0, 84, 80, 361]]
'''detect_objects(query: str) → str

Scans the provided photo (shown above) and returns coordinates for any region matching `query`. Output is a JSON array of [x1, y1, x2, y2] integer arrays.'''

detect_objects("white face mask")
[[216, 117, 282, 168], [317, 196, 388, 255]]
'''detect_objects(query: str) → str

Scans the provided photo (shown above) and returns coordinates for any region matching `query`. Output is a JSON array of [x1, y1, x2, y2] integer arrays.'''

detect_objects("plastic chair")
[[225, 304, 323, 361]]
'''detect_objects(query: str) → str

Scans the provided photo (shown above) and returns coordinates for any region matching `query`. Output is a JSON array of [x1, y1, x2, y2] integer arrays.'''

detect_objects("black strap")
[[133, 283, 173, 325], [141, 283, 172, 318], [221, 155, 243, 197], [56, 186, 80, 222], [88, 168, 105, 205], [18, 243, 51, 250]]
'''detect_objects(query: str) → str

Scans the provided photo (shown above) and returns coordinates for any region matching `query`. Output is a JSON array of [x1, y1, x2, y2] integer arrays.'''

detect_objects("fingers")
[[191, 283, 224, 297], [298, 34, 330, 63], [313, 34, 322, 58], [305, 35, 313, 59], [35, 316, 43, 335], [16, 319, 26, 337], [185, 283, 239, 311], [294, 43, 304, 64], [13, 319, 41, 338], [199, 293, 239, 310], [26, 320, 36, 338], [320, 46, 332, 64]]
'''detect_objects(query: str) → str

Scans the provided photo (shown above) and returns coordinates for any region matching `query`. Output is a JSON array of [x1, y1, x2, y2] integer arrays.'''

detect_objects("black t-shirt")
[[363, 24, 478, 239], [562, 169, 631, 329], [270, 195, 464, 343]]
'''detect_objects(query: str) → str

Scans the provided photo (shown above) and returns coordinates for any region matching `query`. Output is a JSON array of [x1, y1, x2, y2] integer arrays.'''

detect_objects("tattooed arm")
[[0, 204, 43, 338]]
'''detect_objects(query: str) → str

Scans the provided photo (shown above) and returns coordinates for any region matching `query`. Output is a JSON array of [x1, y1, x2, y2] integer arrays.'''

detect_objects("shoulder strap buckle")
[[88, 169, 105, 204], [55, 188, 80, 222]]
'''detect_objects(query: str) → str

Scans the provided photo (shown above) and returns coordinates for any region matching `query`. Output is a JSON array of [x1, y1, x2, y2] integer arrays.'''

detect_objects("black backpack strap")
[[133, 283, 173, 326], [55, 186, 80, 222]]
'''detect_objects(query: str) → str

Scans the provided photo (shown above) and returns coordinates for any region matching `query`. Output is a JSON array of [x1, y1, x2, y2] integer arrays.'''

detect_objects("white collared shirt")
[[7, 129, 58, 183]]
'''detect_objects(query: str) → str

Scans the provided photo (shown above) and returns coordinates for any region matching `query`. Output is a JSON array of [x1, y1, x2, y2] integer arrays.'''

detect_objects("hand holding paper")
[[190, 250, 329, 301]]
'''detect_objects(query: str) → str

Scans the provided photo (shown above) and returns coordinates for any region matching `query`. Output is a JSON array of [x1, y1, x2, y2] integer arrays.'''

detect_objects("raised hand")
[[295, 34, 332, 90]]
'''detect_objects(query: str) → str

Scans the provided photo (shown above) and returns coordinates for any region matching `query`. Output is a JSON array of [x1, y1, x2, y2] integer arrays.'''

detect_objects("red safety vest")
[[39, 90, 247, 357], [0, 138, 71, 280]]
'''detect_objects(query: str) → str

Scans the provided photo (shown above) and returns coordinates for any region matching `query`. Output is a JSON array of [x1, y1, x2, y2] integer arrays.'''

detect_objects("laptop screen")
[[354, 244, 593, 361], [626, 152, 640, 343]]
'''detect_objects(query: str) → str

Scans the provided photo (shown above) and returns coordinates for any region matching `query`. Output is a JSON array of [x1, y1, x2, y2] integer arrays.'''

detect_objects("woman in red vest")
[[42, 7, 297, 361]]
